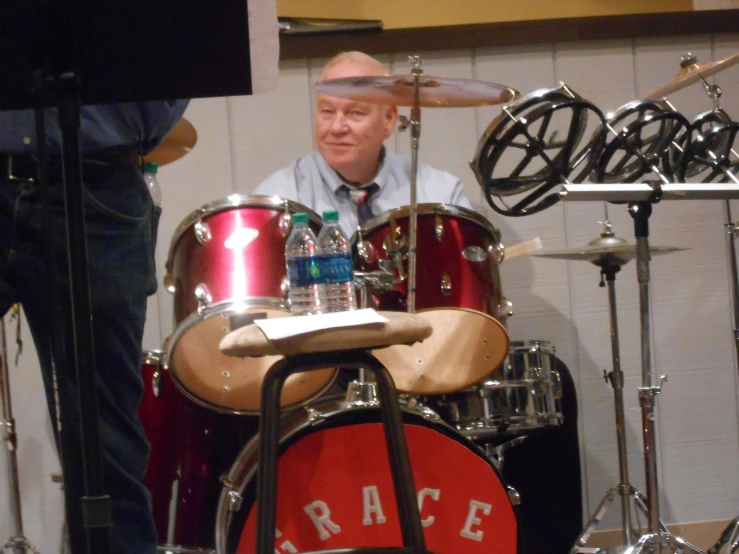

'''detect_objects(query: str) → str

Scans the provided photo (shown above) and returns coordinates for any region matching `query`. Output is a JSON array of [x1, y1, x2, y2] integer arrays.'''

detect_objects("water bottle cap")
[[143, 161, 159, 174], [322, 210, 339, 222], [292, 212, 309, 224]]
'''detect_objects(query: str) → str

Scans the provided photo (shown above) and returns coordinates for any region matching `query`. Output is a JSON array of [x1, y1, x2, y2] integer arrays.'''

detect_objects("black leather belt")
[[0, 146, 141, 183]]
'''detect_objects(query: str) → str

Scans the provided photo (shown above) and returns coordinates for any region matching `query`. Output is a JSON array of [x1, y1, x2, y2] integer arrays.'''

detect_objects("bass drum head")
[[372, 308, 509, 395], [216, 399, 521, 554], [169, 306, 337, 414]]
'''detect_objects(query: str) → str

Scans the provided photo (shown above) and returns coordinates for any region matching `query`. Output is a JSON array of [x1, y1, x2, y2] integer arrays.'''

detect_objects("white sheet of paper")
[[254, 309, 389, 341]]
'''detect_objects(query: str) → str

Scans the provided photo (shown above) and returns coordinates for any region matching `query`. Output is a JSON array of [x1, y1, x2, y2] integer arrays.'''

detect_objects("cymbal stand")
[[573, 218, 656, 552], [0, 311, 39, 554], [407, 56, 423, 314]]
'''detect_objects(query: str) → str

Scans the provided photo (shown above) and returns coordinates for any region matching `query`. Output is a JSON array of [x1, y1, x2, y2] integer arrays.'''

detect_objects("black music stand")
[[0, 2, 260, 553]]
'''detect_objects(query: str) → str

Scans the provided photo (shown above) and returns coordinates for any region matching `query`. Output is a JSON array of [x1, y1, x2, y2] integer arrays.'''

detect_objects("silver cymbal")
[[315, 75, 519, 108], [534, 233, 687, 266]]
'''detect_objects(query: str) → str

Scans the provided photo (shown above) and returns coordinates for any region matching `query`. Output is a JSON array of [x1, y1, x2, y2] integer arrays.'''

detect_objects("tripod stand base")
[[708, 517, 739, 554], [3, 536, 39, 554], [624, 532, 707, 554], [573, 485, 667, 553]]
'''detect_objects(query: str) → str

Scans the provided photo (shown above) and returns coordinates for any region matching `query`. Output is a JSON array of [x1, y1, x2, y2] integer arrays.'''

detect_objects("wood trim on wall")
[[280, 9, 739, 61]]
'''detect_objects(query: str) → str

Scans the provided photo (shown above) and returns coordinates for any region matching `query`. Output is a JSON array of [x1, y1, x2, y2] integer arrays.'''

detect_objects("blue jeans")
[[0, 165, 159, 554]]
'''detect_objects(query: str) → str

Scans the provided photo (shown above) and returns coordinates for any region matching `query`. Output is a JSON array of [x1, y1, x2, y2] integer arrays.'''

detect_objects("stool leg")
[[254, 351, 427, 554], [364, 354, 426, 552], [256, 358, 291, 554]]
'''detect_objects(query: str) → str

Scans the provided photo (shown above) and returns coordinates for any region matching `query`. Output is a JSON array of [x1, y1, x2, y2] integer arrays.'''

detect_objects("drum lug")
[[440, 273, 452, 296], [162, 270, 176, 294], [194, 219, 212, 245], [194, 283, 213, 315], [551, 369, 563, 400], [462, 245, 487, 262], [280, 210, 292, 238], [151, 369, 163, 397], [435, 213, 444, 242], [383, 214, 407, 253], [506, 485, 522, 505], [305, 406, 326, 425], [227, 489, 244, 512]]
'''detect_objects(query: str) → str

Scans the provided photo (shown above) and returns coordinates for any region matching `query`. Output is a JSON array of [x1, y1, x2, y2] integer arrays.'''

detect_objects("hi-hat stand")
[[0, 308, 39, 554]]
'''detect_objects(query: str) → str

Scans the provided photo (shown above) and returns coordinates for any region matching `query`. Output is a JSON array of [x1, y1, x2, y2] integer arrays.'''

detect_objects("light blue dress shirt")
[[0, 100, 190, 155], [253, 150, 473, 236]]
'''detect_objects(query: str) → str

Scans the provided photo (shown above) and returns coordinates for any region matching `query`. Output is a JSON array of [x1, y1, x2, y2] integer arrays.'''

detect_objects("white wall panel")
[[231, 60, 316, 193]]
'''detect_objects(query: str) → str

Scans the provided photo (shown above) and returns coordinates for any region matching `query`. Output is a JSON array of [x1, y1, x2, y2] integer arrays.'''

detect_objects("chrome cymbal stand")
[[573, 217, 658, 552], [1, 309, 39, 554], [406, 56, 423, 315]]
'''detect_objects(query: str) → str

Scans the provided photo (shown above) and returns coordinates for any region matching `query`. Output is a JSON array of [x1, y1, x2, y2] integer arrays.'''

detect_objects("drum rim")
[[354, 203, 502, 243], [142, 350, 165, 366], [165, 194, 322, 268], [509, 339, 555, 355], [166, 297, 338, 415], [215, 397, 522, 554]]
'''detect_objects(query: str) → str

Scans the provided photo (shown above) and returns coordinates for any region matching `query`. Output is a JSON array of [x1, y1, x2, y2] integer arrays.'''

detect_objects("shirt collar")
[[314, 146, 391, 196]]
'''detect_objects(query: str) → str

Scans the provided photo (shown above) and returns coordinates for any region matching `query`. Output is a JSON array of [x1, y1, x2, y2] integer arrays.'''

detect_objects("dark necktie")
[[346, 183, 379, 225]]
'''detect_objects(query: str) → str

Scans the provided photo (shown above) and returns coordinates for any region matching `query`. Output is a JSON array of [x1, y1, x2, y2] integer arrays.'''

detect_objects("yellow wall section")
[[277, 0, 694, 30]]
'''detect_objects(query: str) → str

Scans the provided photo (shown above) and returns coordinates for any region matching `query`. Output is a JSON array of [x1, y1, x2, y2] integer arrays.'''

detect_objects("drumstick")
[[504, 237, 543, 260]]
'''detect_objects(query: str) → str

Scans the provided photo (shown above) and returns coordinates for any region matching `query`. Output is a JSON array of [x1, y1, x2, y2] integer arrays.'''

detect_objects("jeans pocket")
[[83, 168, 149, 224]]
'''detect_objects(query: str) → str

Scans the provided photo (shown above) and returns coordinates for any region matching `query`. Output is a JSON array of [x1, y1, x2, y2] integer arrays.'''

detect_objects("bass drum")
[[216, 398, 522, 554]]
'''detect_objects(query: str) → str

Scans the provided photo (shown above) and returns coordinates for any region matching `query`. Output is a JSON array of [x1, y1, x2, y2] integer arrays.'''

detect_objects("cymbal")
[[534, 233, 686, 266], [144, 117, 197, 166], [315, 75, 519, 108], [646, 52, 739, 100]]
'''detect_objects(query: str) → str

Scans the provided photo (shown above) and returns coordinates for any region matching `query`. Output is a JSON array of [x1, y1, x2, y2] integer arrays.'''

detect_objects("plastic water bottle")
[[285, 212, 321, 315], [143, 161, 163, 207], [317, 210, 356, 312]]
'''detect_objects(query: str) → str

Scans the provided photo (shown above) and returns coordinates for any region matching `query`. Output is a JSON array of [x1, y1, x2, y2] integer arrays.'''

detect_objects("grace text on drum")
[[272, 485, 495, 551]]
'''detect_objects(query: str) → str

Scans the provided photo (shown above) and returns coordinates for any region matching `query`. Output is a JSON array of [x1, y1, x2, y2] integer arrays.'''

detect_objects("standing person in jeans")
[[0, 100, 189, 554]]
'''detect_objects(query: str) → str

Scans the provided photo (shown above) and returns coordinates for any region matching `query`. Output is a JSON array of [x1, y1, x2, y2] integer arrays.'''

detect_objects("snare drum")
[[354, 204, 510, 394], [164, 195, 337, 413], [430, 340, 563, 441], [216, 398, 521, 554]]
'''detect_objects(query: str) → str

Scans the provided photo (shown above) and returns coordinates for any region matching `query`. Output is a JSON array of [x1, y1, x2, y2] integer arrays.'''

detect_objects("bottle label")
[[287, 257, 322, 287], [317, 253, 354, 284]]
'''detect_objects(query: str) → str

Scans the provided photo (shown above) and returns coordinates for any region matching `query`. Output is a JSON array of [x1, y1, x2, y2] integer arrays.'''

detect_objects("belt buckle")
[[7, 155, 35, 183]]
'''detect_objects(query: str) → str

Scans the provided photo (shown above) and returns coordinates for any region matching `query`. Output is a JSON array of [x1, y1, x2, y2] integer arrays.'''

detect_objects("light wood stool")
[[220, 312, 433, 554]]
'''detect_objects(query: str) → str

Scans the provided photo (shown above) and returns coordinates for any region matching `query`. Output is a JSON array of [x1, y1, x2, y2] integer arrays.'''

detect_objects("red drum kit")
[[84, 52, 739, 554], [144, 190, 537, 553]]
